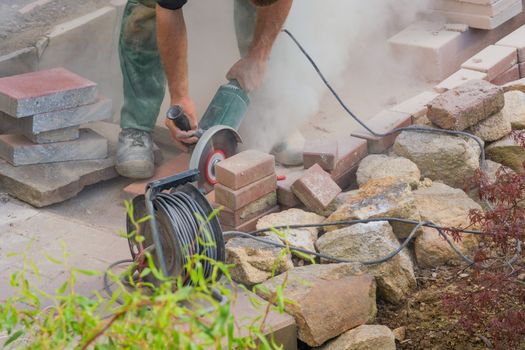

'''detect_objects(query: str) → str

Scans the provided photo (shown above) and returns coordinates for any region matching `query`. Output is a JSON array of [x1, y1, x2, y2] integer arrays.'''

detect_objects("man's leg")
[[233, 0, 257, 57], [117, 0, 165, 178]]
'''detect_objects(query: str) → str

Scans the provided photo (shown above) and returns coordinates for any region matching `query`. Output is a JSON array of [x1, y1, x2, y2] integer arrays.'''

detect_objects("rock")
[[325, 178, 420, 239], [318, 325, 396, 350], [393, 129, 482, 189], [316, 222, 416, 304], [392, 326, 406, 342], [226, 235, 293, 286], [272, 130, 305, 166], [256, 208, 325, 257], [486, 131, 525, 173], [501, 91, 525, 130], [427, 80, 504, 131], [468, 111, 511, 141], [503, 77, 525, 94], [413, 183, 481, 268], [255, 263, 377, 347], [356, 155, 421, 187]]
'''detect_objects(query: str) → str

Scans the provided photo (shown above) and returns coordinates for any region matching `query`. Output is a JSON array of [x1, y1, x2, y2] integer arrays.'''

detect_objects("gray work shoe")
[[116, 128, 155, 179]]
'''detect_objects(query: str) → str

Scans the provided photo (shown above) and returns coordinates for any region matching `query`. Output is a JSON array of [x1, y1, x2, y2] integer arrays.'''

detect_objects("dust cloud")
[[239, 0, 429, 151]]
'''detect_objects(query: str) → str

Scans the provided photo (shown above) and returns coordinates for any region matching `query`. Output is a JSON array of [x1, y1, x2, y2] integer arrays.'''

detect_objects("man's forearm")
[[156, 6, 188, 102], [248, 0, 293, 60]]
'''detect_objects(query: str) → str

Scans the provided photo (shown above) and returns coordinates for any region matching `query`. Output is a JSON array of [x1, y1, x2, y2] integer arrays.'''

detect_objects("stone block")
[[0, 47, 38, 77], [215, 174, 277, 210], [218, 191, 277, 227], [292, 164, 341, 214], [521, 62, 525, 78], [25, 127, 80, 144], [0, 68, 98, 118], [468, 110, 511, 141], [491, 64, 520, 85], [331, 136, 368, 180], [0, 128, 107, 166], [389, 91, 440, 117], [496, 24, 525, 62], [221, 205, 280, 233], [502, 90, 525, 129], [319, 325, 396, 350], [215, 150, 275, 190], [276, 170, 303, 208], [356, 154, 421, 187], [486, 131, 525, 172], [351, 110, 412, 154], [427, 79, 504, 130], [461, 45, 517, 81], [435, 69, 488, 93], [303, 138, 338, 171], [332, 164, 359, 191]]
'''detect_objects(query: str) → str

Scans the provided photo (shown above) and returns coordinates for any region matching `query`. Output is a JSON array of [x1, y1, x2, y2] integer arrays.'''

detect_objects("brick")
[[218, 191, 277, 227], [389, 91, 440, 117], [215, 150, 275, 190], [521, 62, 525, 78], [277, 170, 304, 208], [333, 164, 359, 191], [351, 110, 412, 154], [25, 127, 80, 144], [303, 139, 338, 171], [461, 45, 517, 81], [291, 164, 342, 213], [221, 205, 280, 233], [434, 69, 488, 93], [491, 64, 520, 85], [496, 24, 525, 62], [331, 136, 368, 179], [0, 128, 107, 166], [0, 68, 98, 117], [215, 174, 277, 210], [427, 79, 504, 130]]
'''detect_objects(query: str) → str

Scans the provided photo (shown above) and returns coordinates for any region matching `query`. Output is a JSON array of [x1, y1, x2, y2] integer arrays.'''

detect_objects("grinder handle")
[[167, 105, 192, 132]]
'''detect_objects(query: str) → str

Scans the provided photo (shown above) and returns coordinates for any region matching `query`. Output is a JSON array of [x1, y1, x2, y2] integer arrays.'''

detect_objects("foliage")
[[0, 201, 288, 350], [443, 144, 525, 350]]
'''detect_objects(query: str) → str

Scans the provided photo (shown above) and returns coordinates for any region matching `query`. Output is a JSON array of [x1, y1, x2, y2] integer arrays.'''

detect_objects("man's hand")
[[165, 96, 199, 153], [226, 55, 268, 93]]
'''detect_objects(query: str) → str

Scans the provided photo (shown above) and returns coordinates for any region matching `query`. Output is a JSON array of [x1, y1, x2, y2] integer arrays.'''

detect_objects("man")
[[116, 0, 293, 179]]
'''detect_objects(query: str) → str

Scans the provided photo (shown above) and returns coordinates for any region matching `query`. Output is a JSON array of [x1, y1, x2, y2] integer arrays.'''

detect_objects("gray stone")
[[503, 77, 525, 94], [501, 91, 525, 130], [427, 80, 504, 131], [468, 111, 511, 141], [256, 208, 325, 257], [486, 131, 525, 173], [255, 263, 377, 347], [0, 128, 107, 166], [393, 129, 482, 189], [318, 325, 396, 350], [25, 127, 79, 144], [226, 235, 293, 286], [0, 47, 38, 77], [316, 222, 416, 304], [326, 178, 420, 239], [356, 154, 421, 187]]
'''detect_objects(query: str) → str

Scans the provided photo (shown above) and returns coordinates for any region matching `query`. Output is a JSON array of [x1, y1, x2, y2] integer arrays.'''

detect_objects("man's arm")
[[227, 0, 293, 92], [156, 5, 198, 151]]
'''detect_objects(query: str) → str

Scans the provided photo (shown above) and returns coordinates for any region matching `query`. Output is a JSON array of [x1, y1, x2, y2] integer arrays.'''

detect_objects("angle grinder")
[[167, 80, 249, 193]]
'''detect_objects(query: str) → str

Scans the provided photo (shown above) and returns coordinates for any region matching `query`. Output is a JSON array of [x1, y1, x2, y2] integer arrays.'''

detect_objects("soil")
[[0, 0, 110, 55]]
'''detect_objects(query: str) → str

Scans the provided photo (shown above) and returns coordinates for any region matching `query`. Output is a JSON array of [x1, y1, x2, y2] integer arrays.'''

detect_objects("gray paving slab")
[[25, 126, 80, 144], [0, 47, 38, 78]]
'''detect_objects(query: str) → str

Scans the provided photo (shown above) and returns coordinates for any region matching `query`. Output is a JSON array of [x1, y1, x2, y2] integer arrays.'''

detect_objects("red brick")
[[351, 110, 412, 154], [303, 139, 338, 171], [0, 68, 98, 117], [215, 174, 277, 210], [292, 164, 341, 213], [276, 170, 304, 208], [221, 205, 280, 233], [215, 150, 275, 190], [218, 191, 277, 227], [333, 164, 359, 191], [461, 45, 517, 81], [331, 136, 368, 179], [491, 64, 520, 85]]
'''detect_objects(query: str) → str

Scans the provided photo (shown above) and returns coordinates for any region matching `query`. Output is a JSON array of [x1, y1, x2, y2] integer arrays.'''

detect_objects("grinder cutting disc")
[[189, 125, 242, 193]]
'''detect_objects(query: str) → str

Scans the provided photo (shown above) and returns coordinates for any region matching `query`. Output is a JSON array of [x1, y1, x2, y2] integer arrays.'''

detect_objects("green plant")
[[0, 201, 289, 350]]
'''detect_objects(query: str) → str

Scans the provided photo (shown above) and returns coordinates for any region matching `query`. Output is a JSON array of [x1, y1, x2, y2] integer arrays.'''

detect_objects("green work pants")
[[119, 0, 256, 132]]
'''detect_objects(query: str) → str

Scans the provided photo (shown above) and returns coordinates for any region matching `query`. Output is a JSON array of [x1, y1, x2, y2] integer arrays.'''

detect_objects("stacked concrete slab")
[[215, 150, 279, 232], [430, 0, 523, 30]]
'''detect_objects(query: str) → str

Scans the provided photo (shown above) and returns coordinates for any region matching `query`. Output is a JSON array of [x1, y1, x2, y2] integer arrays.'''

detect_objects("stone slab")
[[215, 174, 277, 211], [435, 69, 488, 93], [432, 0, 519, 16], [0, 67, 98, 117], [461, 45, 517, 80], [0, 128, 108, 166], [292, 164, 342, 213], [491, 64, 521, 85], [496, 24, 525, 62], [25, 127, 80, 144], [215, 150, 275, 190], [0, 47, 38, 78], [221, 205, 280, 233]]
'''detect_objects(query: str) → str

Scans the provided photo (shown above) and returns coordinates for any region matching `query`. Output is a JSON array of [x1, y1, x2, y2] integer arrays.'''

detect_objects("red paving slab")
[[331, 136, 368, 179], [292, 164, 341, 213], [303, 138, 338, 171], [215, 150, 275, 190], [215, 174, 277, 211], [491, 64, 520, 85]]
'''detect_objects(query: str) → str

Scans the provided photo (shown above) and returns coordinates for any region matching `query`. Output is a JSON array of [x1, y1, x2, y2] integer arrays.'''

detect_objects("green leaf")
[[57, 281, 68, 295], [3, 330, 24, 347], [45, 254, 63, 265], [74, 268, 101, 277]]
